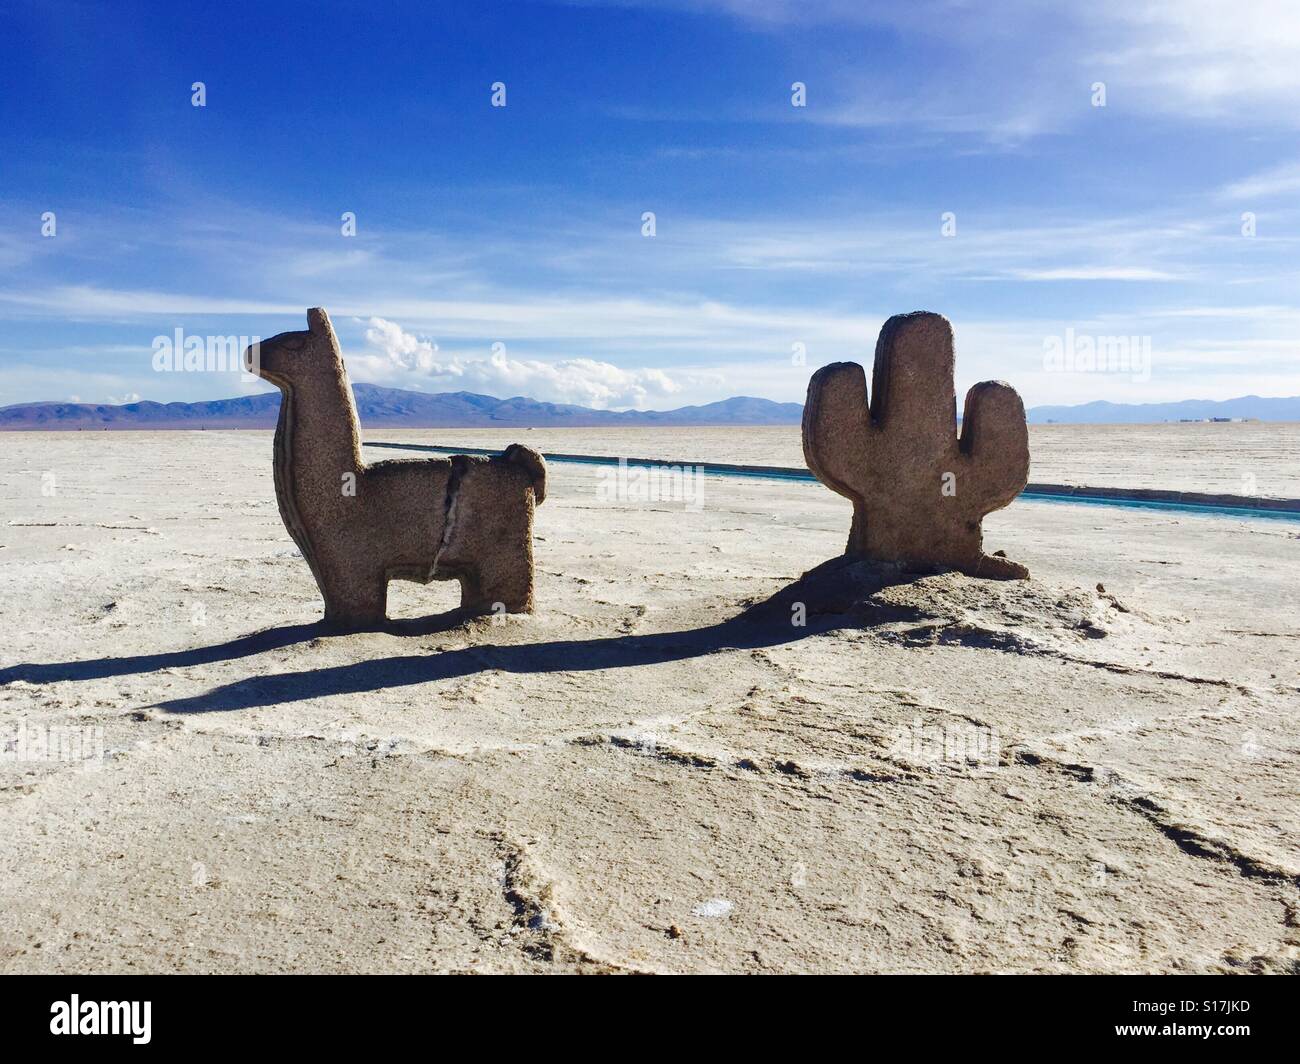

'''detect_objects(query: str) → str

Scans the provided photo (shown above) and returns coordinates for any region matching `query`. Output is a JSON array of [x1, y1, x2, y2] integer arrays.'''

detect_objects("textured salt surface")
[[0, 430, 1296, 973], [366, 423, 1300, 499]]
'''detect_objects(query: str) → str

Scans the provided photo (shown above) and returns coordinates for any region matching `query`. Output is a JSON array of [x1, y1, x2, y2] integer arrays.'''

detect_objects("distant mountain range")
[[0, 384, 804, 430], [1024, 396, 1300, 424], [0, 385, 1297, 429]]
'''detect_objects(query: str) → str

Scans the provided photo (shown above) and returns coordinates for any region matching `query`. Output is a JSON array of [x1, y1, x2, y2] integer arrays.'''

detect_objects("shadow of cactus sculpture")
[[803, 311, 1030, 579]]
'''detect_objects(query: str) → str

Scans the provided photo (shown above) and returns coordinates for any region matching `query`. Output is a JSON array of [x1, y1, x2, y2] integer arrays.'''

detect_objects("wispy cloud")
[[0, 286, 298, 318], [1221, 161, 1300, 200], [2, 185, 1298, 408], [585, 0, 1300, 138], [1010, 267, 1183, 282]]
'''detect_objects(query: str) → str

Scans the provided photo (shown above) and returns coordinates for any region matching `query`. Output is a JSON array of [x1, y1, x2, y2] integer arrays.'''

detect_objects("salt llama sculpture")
[[244, 308, 546, 628], [803, 311, 1030, 579]]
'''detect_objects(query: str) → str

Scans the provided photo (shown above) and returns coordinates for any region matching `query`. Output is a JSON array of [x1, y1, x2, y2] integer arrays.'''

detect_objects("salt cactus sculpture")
[[244, 308, 546, 629], [803, 311, 1030, 579]]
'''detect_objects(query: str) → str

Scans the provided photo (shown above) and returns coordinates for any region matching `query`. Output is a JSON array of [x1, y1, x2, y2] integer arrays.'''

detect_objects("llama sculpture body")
[[245, 308, 546, 628], [803, 311, 1030, 579]]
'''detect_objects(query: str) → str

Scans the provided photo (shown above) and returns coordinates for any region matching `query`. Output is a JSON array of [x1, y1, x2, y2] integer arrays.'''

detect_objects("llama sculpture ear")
[[306, 307, 335, 339]]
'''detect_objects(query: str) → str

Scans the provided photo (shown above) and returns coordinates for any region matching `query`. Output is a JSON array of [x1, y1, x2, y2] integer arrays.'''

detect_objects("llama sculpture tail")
[[502, 443, 547, 505]]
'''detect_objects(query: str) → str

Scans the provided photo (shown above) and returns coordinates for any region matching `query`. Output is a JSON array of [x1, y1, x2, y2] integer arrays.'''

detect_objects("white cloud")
[[363, 316, 440, 372], [352, 317, 691, 409]]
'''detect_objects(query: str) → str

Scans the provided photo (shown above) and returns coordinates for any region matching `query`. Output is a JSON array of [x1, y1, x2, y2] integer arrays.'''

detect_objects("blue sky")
[[2, 0, 1298, 409]]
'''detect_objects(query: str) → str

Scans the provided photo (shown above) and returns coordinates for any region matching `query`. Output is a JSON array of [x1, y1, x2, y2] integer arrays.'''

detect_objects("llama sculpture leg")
[[244, 308, 546, 629], [435, 449, 543, 613], [802, 312, 1030, 579], [321, 564, 390, 629]]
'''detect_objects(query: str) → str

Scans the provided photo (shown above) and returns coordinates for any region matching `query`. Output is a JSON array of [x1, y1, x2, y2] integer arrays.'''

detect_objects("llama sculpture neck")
[[275, 364, 365, 484], [271, 362, 366, 571]]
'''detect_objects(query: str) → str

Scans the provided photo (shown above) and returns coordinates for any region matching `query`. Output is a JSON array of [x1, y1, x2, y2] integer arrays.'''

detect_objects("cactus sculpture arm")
[[803, 311, 1030, 579]]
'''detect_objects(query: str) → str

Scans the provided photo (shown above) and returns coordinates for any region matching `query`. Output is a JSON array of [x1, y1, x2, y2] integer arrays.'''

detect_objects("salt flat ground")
[[0, 429, 1297, 973], [380, 422, 1300, 498]]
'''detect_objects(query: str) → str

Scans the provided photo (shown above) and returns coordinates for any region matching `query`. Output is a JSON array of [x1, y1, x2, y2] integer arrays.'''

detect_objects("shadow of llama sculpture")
[[244, 308, 546, 629], [803, 311, 1030, 579]]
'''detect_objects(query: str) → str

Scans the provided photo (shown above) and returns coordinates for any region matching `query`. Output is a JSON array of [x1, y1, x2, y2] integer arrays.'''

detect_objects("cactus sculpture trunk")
[[802, 311, 1030, 579]]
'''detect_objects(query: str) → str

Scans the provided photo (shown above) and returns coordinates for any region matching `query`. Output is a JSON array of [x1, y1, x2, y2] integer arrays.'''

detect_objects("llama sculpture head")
[[243, 307, 339, 390]]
